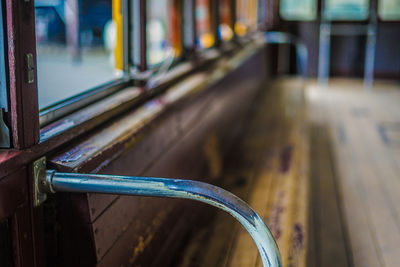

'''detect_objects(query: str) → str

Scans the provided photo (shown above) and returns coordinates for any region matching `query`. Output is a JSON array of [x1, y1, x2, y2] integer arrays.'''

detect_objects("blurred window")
[[35, 0, 121, 110], [147, 0, 182, 66], [280, 0, 317, 21], [323, 0, 369, 20], [379, 0, 400, 20], [235, 0, 258, 37], [219, 0, 234, 41], [196, 0, 215, 49]]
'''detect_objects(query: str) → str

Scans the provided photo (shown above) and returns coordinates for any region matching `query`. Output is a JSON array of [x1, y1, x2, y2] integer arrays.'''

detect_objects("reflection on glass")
[[196, 0, 215, 49], [35, 0, 120, 109], [324, 0, 369, 20], [280, 0, 317, 20], [219, 0, 233, 41], [379, 0, 400, 20], [147, 0, 182, 66], [235, 0, 258, 37]]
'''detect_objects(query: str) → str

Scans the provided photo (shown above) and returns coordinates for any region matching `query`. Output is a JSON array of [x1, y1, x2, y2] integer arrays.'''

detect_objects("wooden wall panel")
[[46, 46, 270, 266]]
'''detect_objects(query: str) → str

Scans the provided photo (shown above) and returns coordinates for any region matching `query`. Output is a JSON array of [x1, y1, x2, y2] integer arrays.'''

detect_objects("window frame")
[[278, 0, 381, 22], [1, 0, 245, 153], [0, 2, 261, 265], [377, 0, 400, 22], [0, 0, 10, 148], [37, 0, 132, 126], [5, 0, 39, 149], [279, 0, 318, 21], [322, 0, 371, 21]]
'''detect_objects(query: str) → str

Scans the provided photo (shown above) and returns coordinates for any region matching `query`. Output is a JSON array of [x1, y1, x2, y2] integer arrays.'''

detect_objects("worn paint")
[[279, 145, 293, 174], [267, 191, 285, 240], [203, 133, 222, 179]]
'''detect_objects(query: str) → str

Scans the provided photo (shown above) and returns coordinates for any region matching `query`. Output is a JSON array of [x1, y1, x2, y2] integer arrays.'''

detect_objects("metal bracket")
[[26, 53, 35, 84], [33, 157, 47, 207]]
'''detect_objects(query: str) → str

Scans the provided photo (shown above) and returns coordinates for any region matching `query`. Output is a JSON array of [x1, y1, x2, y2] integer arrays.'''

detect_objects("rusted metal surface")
[[6, 0, 39, 148]]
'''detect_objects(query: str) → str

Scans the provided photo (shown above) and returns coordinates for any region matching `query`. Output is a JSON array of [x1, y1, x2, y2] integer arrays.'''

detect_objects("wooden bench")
[[174, 78, 310, 267]]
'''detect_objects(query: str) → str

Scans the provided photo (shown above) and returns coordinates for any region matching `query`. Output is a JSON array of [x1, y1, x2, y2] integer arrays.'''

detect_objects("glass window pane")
[[219, 0, 234, 41], [147, 0, 182, 66], [324, 0, 369, 20], [280, 0, 317, 21], [35, 0, 120, 110], [379, 0, 400, 20], [196, 0, 215, 49]]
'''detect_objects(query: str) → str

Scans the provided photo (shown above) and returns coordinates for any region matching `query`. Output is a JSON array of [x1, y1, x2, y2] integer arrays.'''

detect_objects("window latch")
[[26, 53, 35, 84]]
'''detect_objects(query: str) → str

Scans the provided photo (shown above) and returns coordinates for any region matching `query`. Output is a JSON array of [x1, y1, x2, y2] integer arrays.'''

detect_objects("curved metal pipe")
[[43, 171, 282, 267]]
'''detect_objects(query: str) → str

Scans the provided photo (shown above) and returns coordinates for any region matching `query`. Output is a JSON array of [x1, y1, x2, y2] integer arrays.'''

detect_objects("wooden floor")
[[173, 78, 400, 267], [307, 78, 400, 267]]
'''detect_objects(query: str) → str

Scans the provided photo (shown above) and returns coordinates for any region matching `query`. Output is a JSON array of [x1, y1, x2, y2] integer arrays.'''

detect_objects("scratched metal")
[[43, 171, 282, 267]]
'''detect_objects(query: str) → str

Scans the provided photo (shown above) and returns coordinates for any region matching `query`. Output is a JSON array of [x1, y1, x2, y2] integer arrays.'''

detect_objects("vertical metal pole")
[[364, 0, 377, 89], [132, 0, 147, 72], [183, 0, 197, 56], [65, 0, 81, 62], [364, 24, 376, 89], [318, 23, 331, 86]]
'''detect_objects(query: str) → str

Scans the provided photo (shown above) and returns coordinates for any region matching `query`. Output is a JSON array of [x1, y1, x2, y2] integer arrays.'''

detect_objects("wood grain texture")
[[306, 78, 400, 267], [175, 78, 311, 267]]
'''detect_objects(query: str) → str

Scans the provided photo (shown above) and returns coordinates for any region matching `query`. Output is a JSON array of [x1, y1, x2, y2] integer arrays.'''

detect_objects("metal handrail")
[[41, 170, 282, 267]]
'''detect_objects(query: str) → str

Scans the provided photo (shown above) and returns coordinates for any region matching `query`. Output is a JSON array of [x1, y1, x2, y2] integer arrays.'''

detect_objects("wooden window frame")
[[0, 0, 243, 179]]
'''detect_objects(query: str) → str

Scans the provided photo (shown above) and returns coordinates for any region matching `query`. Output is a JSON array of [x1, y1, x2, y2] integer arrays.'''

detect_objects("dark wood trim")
[[3, 168, 44, 267], [0, 169, 27, 220], [211, 0, 220, 47], [139, 0, 147, 71], [230, 0, 237, 37], [6, 0, 39, 149]]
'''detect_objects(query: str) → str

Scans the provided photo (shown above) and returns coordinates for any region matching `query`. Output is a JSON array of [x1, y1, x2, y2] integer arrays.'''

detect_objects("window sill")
[[0, 38, 264, 179]]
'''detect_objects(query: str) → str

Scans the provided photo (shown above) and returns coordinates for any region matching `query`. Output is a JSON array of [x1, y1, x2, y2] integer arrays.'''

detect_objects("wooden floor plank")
[[309, 125, 350, 267], [306, 79, 400, 267], [176, 78, 400, 267]]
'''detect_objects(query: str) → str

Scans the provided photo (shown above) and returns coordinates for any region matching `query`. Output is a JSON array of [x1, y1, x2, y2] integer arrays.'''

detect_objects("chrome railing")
[[39, 170, 282, 267]]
